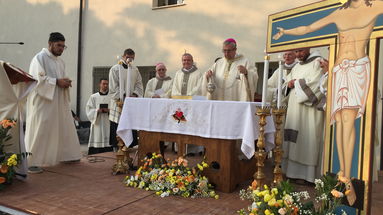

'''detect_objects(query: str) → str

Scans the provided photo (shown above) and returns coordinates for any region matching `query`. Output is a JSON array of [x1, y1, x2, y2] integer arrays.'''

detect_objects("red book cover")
[[3, 62, 35, 84]]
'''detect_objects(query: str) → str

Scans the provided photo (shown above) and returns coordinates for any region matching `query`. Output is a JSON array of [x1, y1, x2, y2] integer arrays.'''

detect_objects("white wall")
[[1, 0, 315, 119], [1, 0, 80, 111]]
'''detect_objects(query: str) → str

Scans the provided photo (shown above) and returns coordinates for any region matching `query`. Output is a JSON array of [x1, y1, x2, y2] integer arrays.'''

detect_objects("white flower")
[[160, 191, 169, 198], [301, 191, 310, 200], [314, 179, 324, 189], [278, 208, 287, 215], [172, 187, 179, 193], [283, 194, 293, 205], [251, 202, 258, 210]]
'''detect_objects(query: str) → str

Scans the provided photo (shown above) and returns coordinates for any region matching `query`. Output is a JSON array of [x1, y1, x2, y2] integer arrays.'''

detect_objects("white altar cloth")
[[117, 98, 275, 159]]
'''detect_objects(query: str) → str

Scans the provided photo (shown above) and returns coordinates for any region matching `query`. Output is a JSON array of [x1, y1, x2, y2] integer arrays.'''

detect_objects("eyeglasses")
[[55, 44, 67, 49], [157, 69, 166, 71], [222, 49, 235, 53]]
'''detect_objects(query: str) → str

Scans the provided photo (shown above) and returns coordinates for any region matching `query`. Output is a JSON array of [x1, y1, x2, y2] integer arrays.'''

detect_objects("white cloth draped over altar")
[[117, 98, 275, 159]]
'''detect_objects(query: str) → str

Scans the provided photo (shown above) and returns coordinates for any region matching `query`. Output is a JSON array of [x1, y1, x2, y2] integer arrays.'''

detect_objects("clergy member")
[[171, 53, 203, 155], [202, 38, 258, 101], [86, 78, 113, 155], [25, 32, 81, 172], [282, 48, 325, 183], [109, 48, 143, 148], [171, 53, 203, 97], [144, 63, 173, 98], [266, 51, 297, 106]]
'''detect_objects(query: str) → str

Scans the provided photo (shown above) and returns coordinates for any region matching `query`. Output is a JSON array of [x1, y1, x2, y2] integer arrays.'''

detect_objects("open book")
[[3, 62, 35, 84]]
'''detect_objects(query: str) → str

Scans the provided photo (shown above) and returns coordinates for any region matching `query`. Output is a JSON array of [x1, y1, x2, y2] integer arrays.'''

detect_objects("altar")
[[117, 98, 275, 192]]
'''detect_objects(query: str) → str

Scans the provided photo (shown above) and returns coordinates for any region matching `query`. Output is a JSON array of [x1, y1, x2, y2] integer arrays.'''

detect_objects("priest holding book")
[[86, 78, 112, 155]]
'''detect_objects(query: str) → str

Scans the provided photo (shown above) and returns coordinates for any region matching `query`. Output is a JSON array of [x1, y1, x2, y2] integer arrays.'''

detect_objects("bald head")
[[295, 48, 310, 62]]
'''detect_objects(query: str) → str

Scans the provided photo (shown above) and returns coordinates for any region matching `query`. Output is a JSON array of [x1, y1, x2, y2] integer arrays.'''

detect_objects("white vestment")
[[0, 61, 36, 178], [171, 66, 203, 97], [170, 66, 203, 153], [25, 48, 81, 167], [144, 76, 173, 98], [266, 62, 296, 105], [109, 62, 143, 123], [86, 92, 111, 148], [201, 54, 258, 101], [282, 52, 325, 182]]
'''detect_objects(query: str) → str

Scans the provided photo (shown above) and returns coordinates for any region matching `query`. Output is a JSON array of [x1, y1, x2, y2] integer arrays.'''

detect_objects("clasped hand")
[[57, 78, 72, 88]]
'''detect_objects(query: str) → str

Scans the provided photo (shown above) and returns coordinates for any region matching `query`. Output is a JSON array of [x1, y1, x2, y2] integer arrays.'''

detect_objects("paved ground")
[[0, 148, 382, 215]]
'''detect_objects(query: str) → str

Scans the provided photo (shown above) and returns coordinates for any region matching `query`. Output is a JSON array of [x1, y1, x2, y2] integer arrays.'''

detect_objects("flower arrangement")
[[238, 174, 348, 215], [124, 153, 218, 199], [0, 119, 22, 190], [172, 108, 186, 123]]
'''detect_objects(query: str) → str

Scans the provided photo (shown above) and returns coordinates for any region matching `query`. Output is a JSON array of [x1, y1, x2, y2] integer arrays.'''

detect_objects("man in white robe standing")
[[86, 79, 113, 155], [202, 38, 258, 101], [25, 32, 81, 172], [266, 51, 297, 106], [171, 53, 204, 155], [282, 48, 325, 183], [109, 48, 143, 149], [144, 63, 173, 98], [0, 61, 36, 179], [171, 53, 203, 97]]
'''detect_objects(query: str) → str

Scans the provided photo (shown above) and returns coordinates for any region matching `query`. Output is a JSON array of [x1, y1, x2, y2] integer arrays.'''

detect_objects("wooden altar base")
[[138, 131, 257, 193]]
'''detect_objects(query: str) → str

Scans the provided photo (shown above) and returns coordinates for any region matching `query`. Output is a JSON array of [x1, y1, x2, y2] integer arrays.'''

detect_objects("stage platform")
[[0, 149, 382, 215]]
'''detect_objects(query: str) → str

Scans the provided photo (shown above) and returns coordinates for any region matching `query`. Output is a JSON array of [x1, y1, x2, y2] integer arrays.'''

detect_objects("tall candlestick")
[[277, 54, 283, 108], [262, 51, 270, 107]]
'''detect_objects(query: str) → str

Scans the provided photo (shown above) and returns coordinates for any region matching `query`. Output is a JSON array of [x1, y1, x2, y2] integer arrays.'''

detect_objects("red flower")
[[175, 111, 183, 118]]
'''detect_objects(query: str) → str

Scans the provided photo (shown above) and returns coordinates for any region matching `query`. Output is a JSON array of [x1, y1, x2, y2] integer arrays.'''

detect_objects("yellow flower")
[[214, 195, 219, 199], [271, 188, 278, 195], [268, 198, 276, 207], [264, 194, 272, 202], [277, 200, 284, 206], [265, 209, 271, 215], [7, 154, 18, 166], [202, 162, 208, 168]]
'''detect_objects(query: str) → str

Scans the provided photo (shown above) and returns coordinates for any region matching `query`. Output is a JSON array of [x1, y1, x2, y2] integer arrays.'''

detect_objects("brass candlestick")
[[254, 106, 271, 186], [272, 106, 287, 185], [112, 136, 129, 175]]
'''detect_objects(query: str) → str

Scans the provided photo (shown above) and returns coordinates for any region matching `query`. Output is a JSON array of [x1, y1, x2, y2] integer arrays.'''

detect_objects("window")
[[92, 66, 156, 94], [152, 0, 185, 9]]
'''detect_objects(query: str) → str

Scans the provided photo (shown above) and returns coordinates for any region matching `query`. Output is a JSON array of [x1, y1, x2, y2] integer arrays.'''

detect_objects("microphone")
[[0, 42, 24, 45]]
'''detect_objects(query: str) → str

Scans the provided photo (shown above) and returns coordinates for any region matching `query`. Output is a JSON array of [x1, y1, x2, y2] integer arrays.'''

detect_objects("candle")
[[261, 50, 270, 107], [277, 54, 283, 108], [126, 62, 132, 98]]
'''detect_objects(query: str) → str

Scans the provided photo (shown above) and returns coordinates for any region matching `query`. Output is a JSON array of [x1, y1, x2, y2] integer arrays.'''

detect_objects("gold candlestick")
[[112, 136, 129, 175], [254, 106, 271, 186], [272, 106, 287, 185]]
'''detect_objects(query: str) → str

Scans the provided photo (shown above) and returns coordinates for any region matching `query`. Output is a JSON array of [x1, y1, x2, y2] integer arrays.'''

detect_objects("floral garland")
[[238, 174, 348, 215], [0, 119, 23, 190], [124, 153, 218, 199]]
